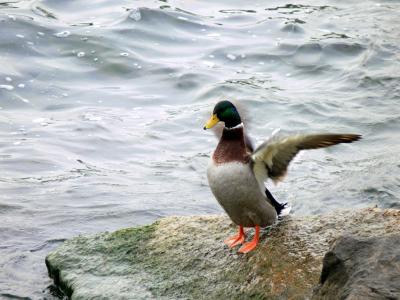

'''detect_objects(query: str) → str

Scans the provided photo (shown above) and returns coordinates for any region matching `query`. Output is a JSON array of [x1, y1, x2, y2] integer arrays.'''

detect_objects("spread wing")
[[251, 133, 361, 184]]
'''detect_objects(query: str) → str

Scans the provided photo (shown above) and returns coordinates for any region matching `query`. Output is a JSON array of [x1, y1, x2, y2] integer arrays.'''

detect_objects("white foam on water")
[[55, 31, 71, 38], [0, 85, 14, 91]]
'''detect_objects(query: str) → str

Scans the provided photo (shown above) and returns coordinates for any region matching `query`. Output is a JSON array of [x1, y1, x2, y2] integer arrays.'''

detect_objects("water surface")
[[0, 0, 399, 298]]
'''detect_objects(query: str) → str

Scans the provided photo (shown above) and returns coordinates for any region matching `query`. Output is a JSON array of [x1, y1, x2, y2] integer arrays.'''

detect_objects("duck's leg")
[[238, 225, 260, 253], [224, 225, 245, 248]]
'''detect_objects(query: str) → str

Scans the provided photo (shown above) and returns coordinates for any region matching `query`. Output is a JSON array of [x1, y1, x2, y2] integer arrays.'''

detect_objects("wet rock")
[[313, 234, 400, 300], [45, 208, 400, 299]]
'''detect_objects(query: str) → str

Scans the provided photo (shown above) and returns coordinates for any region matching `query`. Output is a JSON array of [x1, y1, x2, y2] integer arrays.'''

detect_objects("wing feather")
[[251, 133, 361, 184]]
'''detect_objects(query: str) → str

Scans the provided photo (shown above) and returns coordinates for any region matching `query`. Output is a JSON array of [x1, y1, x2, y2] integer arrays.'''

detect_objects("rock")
[[45, 208, 400, 299], [313, 234, 400, 300]]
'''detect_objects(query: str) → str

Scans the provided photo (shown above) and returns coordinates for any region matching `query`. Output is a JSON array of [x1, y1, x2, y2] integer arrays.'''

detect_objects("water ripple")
[[0, 0, 399, 298]]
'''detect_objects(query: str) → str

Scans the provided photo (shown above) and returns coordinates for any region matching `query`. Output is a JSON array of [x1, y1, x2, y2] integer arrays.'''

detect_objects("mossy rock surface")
[[46, 208, 400, 300]]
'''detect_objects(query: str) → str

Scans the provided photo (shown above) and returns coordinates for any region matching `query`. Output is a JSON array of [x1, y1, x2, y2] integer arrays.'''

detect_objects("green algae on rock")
[[46, 208, 400, 299]]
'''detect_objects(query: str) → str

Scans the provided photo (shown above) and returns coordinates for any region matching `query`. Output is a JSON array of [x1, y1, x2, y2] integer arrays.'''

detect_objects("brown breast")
[[213, 126, 250, 164]]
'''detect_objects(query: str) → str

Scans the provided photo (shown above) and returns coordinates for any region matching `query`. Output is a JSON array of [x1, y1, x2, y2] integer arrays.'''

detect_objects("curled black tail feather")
[[265, 188, 288, 217]]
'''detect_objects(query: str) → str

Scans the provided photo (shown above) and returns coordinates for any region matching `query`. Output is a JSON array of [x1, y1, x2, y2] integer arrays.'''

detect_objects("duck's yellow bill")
[[204, 114, 219, 130]]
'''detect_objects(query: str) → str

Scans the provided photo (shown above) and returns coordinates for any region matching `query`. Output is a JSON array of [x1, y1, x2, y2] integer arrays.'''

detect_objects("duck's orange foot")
[[224, 225, 245, 248], [238, 240, 258, 253], [238, 225, 260, 254], [224, 234, 245, 248]]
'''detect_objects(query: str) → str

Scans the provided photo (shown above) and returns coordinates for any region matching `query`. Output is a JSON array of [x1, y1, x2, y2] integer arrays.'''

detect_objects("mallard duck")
[[204, 100, 361, 253]]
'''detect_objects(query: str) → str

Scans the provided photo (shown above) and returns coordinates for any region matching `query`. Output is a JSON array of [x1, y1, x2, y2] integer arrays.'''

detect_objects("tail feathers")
[[265, 188, 291, 218]]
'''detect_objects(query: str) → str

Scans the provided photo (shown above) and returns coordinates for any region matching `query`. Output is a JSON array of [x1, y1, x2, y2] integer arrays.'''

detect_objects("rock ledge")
[[46, 208, 400, 299]]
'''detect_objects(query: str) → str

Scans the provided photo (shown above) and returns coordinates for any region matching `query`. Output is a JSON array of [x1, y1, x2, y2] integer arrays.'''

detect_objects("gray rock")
[[45, 208, 400, 299], [313, 234, 400, 300]]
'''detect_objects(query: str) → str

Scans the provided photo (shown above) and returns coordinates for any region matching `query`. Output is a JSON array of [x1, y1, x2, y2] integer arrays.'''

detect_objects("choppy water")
[[0, 0, 399, 298]]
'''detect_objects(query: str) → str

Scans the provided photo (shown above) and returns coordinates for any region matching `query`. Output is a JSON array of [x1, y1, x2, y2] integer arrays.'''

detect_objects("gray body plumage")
[[207, 160, 277, 227]]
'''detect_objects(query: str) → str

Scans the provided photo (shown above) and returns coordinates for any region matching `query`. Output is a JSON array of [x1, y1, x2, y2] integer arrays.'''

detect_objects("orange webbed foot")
[[224, 225, 245, 248], [224, 234, 245, 248], [238, 225, 260, 254], [238, 240, 258, 253]]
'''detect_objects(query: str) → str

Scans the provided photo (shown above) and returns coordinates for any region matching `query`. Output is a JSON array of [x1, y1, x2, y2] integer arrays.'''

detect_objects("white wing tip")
[[279, 204, 292, 217]]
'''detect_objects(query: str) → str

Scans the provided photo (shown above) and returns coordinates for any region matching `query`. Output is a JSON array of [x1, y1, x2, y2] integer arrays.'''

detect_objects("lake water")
[[0, 0, 399, 298]]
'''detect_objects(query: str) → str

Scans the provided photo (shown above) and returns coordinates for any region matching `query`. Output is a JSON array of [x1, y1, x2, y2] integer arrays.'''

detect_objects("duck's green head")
[[204, 100, 242, 130]]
